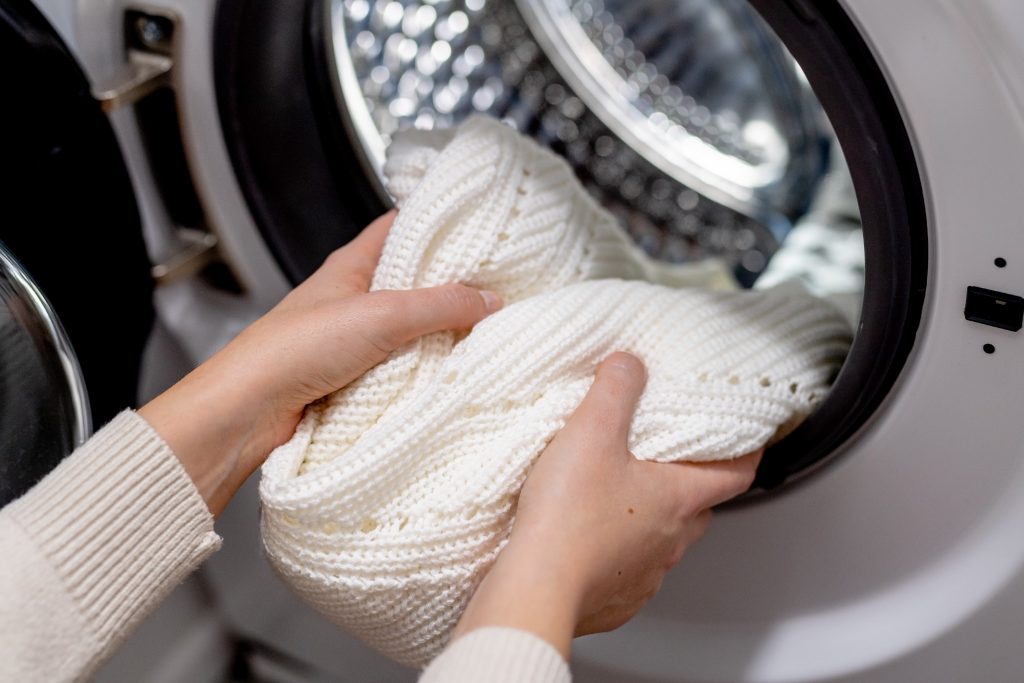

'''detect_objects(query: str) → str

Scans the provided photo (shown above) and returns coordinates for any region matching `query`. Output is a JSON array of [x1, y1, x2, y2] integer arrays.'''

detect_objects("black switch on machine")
[[965, 286, 1024, 332]]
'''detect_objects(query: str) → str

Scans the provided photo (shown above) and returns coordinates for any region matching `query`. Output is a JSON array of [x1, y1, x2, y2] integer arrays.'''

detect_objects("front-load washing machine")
[[3, 0, 1024, 681]]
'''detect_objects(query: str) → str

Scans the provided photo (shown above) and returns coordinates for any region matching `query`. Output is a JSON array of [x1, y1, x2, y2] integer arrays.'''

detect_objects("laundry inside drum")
[[322, 0, 869, 486]]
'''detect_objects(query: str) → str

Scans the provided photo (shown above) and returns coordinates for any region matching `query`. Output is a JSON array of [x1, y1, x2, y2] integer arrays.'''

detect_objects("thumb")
[[564, 352, 647, 447], [375, 284, 503, 346]]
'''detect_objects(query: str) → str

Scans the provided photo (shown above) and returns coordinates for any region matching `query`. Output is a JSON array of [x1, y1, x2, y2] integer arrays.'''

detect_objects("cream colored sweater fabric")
[[0, 412, 569, 682], [420, 627, 570, 682], [0, 411, 221, 681], [260, 116, 853, 666]]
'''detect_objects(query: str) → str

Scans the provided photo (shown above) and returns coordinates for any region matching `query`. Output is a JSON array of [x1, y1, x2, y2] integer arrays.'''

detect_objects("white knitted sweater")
[[260, 117, 852, 666]]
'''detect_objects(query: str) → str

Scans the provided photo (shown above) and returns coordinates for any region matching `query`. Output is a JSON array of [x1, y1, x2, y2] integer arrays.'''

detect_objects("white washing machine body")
[[24, 0, 1024, 681]]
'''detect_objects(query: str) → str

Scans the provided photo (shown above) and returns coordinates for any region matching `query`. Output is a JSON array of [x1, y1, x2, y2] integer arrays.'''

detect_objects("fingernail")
[[626, 352, 648, 382], [480, 290, 503, 313]]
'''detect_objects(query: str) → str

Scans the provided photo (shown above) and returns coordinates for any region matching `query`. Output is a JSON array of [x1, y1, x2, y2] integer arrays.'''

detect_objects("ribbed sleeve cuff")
[[420, 628, 571, 683], [7, 410, 221, 663]]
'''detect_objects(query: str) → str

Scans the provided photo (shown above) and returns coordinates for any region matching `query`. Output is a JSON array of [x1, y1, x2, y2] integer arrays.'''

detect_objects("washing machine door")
[[0, 0, 155, 505]]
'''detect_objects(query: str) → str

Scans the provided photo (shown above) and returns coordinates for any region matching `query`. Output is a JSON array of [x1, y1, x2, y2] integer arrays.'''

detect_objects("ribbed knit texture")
[[3, 411, 221, 679], [420, 627, 571, 683], [260, 116, 852, 666]]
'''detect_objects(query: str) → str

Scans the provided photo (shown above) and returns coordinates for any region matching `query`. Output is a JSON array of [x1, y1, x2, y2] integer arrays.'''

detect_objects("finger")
[[672, 448, 763, 509], [322, 210, 398, 281], [565, 353, 647, 446], [373, 283, 503, 346]]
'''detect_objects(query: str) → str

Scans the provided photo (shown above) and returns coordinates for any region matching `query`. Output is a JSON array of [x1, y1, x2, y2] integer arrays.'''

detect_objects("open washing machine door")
[[29, 0, 1024, 681], [0, 0, 155, 506]]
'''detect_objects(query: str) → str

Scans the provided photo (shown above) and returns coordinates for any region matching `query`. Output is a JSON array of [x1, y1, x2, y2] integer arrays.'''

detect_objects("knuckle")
[[360, 292, 407, 342], [366, 290, 403, 318], [666, 542, 687, 568], [643, 575, 665, 602], [438, 284, 481, 313]]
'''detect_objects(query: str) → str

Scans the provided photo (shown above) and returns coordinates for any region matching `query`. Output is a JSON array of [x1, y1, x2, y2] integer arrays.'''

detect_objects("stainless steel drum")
[[324, 0, 831, 285]]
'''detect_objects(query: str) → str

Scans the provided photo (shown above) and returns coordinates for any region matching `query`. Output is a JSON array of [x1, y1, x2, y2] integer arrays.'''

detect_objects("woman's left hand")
[[140, 211, 502, 516]]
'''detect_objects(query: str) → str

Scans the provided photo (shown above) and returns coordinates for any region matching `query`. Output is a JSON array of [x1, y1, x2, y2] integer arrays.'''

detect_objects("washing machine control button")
[[965, 286, 1024, 331]]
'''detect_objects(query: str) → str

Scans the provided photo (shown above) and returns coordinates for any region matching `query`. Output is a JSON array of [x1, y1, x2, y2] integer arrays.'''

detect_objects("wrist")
[[139, 360, 275, 517], [453, 535, 585, 659]]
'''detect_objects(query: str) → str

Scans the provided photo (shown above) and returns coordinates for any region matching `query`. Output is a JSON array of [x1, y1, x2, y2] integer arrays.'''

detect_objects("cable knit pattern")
[[260, 116, 852, 666]]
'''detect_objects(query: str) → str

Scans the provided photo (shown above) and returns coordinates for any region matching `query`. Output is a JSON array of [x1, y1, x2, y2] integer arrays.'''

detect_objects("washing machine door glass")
[[0, 244, 89, 507]]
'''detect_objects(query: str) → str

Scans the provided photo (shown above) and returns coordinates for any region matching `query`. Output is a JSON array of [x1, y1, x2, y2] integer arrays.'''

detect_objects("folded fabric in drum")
[[259, 116, 852, 666]]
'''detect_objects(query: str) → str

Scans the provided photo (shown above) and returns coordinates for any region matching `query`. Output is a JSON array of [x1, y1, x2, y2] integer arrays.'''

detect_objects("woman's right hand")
[[452, 352, 762, 657]]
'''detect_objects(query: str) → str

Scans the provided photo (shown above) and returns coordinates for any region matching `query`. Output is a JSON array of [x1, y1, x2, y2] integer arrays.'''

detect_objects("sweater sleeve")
[[0, 410, 221, 682], [419, 627, 572, 683]]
